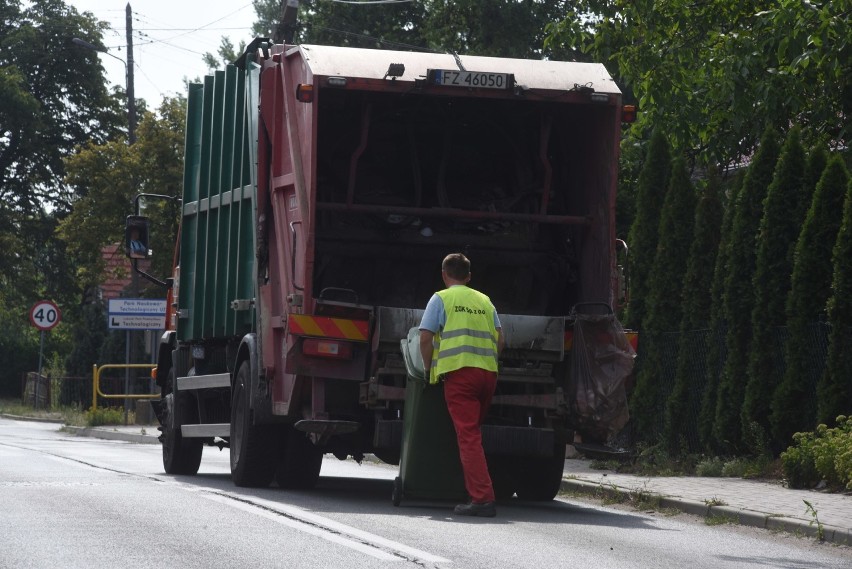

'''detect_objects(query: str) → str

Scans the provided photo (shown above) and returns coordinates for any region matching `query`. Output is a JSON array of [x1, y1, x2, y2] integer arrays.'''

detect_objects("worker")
[[419, 253, 504, 517]]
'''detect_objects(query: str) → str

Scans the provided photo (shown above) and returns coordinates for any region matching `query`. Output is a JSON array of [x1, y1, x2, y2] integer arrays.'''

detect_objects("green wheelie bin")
[[392, 328, 466, 506]]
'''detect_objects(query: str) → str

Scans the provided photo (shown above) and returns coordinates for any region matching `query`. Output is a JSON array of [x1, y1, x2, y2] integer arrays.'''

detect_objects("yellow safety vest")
[[430, 286, 499, 385]]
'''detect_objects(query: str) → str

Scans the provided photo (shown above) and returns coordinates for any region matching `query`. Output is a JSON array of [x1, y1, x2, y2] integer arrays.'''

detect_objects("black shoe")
[[453, 501, 496, 517]]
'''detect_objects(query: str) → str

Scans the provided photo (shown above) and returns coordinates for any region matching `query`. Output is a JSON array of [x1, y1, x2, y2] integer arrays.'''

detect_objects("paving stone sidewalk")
[[561, 457, 852, 545]]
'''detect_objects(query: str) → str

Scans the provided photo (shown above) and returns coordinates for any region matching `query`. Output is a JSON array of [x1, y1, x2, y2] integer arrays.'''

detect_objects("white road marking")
[[200, 492, 451, 564]]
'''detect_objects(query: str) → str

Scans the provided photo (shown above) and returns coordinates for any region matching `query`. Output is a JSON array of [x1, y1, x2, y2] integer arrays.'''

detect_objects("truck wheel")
[[162, 370, 203, 475], [487, 457, 516, 500], [275, 426, 322, 489], [230, 361, 276, 487], [514, 442, 567, 501]]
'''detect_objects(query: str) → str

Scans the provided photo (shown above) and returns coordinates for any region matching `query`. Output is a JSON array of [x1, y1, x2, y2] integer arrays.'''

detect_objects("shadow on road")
[[175, 472, 665, 531]]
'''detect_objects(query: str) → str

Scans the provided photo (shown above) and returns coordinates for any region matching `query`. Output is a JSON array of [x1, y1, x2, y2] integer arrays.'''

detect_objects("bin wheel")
[[392, 476, 402, 506]]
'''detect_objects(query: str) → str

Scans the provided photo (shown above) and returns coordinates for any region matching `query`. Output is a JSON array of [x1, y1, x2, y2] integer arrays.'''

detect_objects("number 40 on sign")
[[30, 300, 61, 331]]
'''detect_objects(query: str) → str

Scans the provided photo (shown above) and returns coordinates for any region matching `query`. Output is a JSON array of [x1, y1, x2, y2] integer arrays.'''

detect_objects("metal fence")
[[20, 369, 157, 411]]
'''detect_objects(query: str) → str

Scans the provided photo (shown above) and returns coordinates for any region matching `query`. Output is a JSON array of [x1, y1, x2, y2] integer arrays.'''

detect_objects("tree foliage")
[[0, 0, 123, 394], [741, 128, 808, 447], [251, 0, 570, 58], [665, 168, 723, 454], [59, 97, 186, 289], [545, 1, 851, 168], [713, 127, 780, 452], [629, 155, 695, 440], [623, 131, 671, 330], [818, 174, 852, 426], [698, 172, 742, 451], [770, 149, 840, 444]]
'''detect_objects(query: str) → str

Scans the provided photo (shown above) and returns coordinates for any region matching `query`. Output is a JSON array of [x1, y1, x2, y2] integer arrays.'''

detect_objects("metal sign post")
[[107, 299, 166, 423], [29, 301, 61, 409]]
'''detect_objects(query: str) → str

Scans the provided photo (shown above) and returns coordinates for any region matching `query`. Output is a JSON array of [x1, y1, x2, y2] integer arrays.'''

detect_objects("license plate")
[[427, 69, 514, 90]]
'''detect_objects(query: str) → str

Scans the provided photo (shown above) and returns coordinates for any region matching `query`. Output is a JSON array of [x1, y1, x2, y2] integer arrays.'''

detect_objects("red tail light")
[[302, 338, 353, 359]]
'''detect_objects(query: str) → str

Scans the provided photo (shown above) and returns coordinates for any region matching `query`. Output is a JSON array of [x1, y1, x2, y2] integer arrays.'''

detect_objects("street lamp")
[[72, 37, 137, 145]]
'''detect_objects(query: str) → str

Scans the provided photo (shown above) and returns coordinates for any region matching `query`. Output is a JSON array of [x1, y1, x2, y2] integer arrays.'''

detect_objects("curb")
[[62, 425, 160, 445], [560, 478, 851, 546]]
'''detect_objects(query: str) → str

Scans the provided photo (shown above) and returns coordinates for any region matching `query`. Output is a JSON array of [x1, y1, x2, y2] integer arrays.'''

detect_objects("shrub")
[[721, 458, 749, 478], [695, 456, 724, 477], [84, 406, 126, 426], [781, 416, 852, 489]]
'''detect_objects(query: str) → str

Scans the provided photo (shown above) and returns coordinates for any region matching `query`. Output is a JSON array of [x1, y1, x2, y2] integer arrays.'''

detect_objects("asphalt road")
[[1, 417, 850, 569]]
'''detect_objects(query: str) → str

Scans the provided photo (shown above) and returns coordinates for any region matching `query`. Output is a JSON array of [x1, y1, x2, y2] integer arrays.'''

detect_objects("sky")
[[67, 1, 258, 107]]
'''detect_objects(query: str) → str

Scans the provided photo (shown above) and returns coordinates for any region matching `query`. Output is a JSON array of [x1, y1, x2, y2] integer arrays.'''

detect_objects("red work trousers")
[[443, 366, 498, 504]]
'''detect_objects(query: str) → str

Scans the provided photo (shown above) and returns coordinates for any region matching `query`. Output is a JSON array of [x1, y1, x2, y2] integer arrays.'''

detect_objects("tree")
[[770, 149, 840, 445], [252, 0, 427, 50], [0, 0, 122, 394], [0, 0, 122, 217], [629, 156, 695, 441], [250, 0, 571, 58], [421, 0, 572, 59], [698, 171, 742, 450], [664, 168, 723, 454], [545, 1, 851, 168], [741, 127, 807, 449], [59, 97, 185, 286], [713, 127, 780, 453], [818, 174, 852, 426], [623, 131, 671, 330]]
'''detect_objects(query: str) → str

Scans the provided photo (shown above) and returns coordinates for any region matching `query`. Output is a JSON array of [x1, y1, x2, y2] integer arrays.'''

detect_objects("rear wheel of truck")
[[162, 369, 203, 475], [275, 426, 322, 489], [487, 457, 517, 500], [514, 441, 567, 501], [230, 361, 276, 487]]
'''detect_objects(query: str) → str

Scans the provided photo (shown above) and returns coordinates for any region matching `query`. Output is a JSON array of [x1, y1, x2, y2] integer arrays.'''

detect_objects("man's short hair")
[[442, 253, 470, 280]]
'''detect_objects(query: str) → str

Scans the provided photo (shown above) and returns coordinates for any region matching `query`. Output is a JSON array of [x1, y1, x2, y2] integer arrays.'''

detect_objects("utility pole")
[[126, 2, 137, 145], [275, 0, 299, 44]]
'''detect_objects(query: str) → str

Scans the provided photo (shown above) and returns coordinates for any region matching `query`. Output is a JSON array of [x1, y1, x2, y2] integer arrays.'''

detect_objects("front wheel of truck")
[[162, 369, 203, 475], [230, 361, 276, 487]]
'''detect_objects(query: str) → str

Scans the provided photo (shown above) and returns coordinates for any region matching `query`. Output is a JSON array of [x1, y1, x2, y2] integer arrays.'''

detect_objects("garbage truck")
[[136, 38, 636, 501]]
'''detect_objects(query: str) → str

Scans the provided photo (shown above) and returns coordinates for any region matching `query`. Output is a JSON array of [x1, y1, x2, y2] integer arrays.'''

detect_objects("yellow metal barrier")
[[92, 363, 158, 411]]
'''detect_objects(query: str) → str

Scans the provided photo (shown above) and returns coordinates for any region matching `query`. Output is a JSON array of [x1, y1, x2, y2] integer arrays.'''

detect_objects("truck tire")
[[162, 370, 203, 475], [275, 426, 322, 489], [230, 361, 276, 487], [514, 442, 567, 501]]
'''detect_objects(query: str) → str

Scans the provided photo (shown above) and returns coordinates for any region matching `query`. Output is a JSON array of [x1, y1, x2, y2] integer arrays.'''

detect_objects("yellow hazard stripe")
[[289, 314, 369, 341]]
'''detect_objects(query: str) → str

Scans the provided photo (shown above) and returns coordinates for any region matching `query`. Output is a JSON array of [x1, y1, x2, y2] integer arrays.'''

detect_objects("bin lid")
[[400, 327, 427, 381]]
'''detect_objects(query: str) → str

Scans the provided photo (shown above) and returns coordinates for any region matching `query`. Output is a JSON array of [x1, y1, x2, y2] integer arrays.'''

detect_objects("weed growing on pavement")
[[596, 481, 663, 511], [703, 496, 727, 507], [803, 500, 825, 541], [705, 514, 737, 526], [590, 459, 623, 471]]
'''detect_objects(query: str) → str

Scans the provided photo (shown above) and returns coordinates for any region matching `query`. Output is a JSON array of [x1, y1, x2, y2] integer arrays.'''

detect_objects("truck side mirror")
[[125, 215, 151, 259]]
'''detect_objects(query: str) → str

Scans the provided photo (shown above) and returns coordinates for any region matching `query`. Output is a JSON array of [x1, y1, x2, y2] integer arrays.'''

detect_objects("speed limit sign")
[[30, 300, 61, 331]]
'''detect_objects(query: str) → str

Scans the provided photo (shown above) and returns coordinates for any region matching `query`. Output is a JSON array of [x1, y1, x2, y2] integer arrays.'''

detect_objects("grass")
[[705, 514, 738, 526], [0, 398, 133, 427]]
